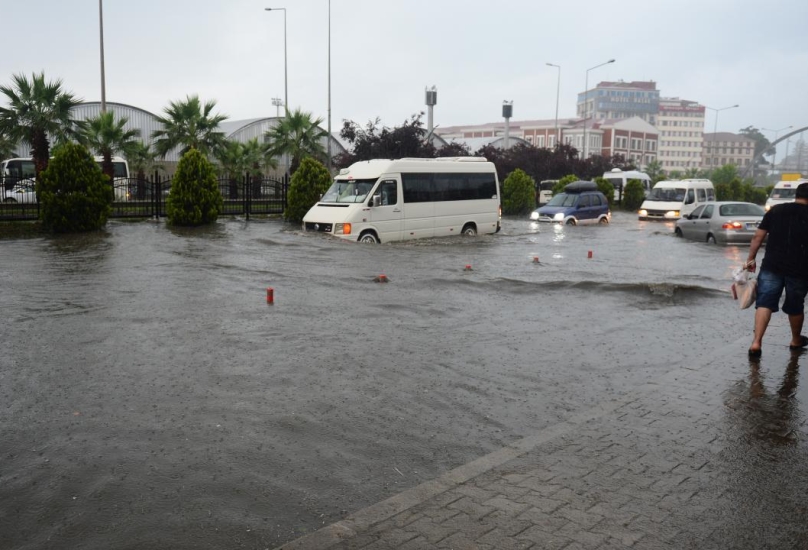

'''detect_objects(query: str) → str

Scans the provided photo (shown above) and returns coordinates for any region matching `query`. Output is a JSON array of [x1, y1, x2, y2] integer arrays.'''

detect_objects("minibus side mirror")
[[372, 194, 382, 207]]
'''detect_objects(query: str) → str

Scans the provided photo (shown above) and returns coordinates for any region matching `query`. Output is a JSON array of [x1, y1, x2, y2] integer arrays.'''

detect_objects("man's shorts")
[[755, 270, 808, 315]]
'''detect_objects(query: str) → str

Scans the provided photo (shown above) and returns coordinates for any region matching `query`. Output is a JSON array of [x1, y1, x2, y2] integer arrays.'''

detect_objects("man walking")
[[746, 182, 808, 357]]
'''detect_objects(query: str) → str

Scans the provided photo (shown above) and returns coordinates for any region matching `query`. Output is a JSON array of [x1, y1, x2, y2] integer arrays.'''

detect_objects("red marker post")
[[266, 287, 274, 304]]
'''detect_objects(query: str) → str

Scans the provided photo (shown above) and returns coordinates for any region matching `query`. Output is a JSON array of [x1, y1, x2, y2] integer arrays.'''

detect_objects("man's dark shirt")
[[759, 202, 808, 277]]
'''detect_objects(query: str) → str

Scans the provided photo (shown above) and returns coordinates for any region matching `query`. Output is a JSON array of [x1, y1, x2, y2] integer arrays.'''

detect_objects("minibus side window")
[[697, 188, 706, 202], [685, 189, 695, 204]]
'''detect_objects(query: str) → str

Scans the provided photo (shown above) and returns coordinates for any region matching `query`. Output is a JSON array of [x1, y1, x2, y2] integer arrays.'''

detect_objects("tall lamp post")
[[327, 0, 332, 173], [762, 125, 792, 173], [99, 0, 106, 113], [265, 8, 287, 115], [705, 104, 739, 169], [546, 63, 560, 147], [582, 59, 614, 159]]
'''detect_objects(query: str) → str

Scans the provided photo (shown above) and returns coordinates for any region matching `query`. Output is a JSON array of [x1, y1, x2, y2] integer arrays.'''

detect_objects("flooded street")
[[2, 212, 805, 549]]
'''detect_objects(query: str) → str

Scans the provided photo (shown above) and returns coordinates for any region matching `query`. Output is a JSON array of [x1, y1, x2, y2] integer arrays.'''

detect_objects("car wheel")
[[706, 233, 716, 244], [565, 218, 576, 226], [3, 197, 17, 203], [675, 227, 683, 237], [359, 231, 380, 244], [461, 223, 477, 236], [598, 216, 609, 225]]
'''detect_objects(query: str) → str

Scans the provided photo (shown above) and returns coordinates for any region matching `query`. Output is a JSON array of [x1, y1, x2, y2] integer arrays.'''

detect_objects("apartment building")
[[656, 98, 705, 171], [702, 133, 755, 169]]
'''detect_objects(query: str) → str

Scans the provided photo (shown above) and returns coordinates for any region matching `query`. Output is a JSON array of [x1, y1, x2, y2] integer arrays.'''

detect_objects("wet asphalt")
[[1, 212, 805, 549]]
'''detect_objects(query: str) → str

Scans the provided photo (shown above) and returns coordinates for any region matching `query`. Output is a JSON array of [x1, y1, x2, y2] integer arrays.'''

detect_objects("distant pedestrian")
[[746, 182, 808, 357]]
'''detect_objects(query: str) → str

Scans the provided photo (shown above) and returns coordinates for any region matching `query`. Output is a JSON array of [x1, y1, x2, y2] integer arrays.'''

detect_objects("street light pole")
[[99, 0, 106, 113], [546, 63, 560, 147], [327, 0, 332, 173], [705, 104, 739, 169], [582, 59, 614, 159], [762, 125, 792, 173], [265, 8, 287, 115]]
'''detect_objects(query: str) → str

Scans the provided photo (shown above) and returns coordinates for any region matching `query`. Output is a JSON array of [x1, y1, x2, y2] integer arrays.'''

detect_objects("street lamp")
[[546, 63, 560, 147], [762, 125, 792, 172], [583, 59, 615, 158], [99, 0, 106, 113], [265, 8, 287, 115], [705, 104, 739, 169], [271, 97, 284, 118], [327, 0, 332, 173]]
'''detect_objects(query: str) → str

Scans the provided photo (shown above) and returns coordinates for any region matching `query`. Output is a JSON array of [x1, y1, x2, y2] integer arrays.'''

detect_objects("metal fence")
[[0, 173, 288, 222]]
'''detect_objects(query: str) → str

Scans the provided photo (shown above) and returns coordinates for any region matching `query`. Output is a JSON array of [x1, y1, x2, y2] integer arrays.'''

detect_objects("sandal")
[[789, 335, 808, 350]]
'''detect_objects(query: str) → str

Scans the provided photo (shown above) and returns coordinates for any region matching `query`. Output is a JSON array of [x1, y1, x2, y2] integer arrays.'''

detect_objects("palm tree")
[[82, 111, 140, 180], [265, 108, 328, 175], [215, 140, 246, 199], [0, 72, 83, 178], [242, 138, 278, 198], [152, 95, 228, 159], [126, 141, 163, 200], [0, 132, 18, 160]]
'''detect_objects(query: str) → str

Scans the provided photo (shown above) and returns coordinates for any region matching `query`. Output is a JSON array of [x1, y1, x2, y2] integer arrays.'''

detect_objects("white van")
[[765, 179, 808, 211], [603, 168, 652, 202], [638, 179, 715, 220], [302, 157, 501, 243]]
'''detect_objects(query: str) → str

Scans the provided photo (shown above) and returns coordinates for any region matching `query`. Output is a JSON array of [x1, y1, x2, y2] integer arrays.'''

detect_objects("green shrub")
[[166, 148, 223, 226], [285, 157, 332, 223], [553, 174, 578, 196], [39, 142, 112, 233], [744, 186, 768, 205], [622, 179, 645, 211], [594, 177, 614, 206], [502, 168, 535, 215]]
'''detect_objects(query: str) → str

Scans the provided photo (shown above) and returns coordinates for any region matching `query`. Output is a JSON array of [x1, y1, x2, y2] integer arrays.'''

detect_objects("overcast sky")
[[3, 0, 807, 153]]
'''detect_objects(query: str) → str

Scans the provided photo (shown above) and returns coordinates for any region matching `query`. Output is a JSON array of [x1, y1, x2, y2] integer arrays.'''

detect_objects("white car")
[[1, 180, 37, 203]]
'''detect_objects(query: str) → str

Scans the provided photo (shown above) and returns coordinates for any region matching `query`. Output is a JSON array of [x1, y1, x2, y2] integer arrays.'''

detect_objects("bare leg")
[[788, 313, 805, 347], [750, 307, 773, 352]]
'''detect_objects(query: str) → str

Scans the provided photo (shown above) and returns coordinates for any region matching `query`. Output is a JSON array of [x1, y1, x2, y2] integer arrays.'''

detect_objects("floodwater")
[[0, 212, 805, 549]]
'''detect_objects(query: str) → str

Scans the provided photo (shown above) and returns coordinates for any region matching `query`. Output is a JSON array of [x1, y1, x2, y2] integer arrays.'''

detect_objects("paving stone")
[[516, 526, 573, 549], [447, 496, 495, 521], [515, 507, 569, 533], [476, 528, 534, 549]]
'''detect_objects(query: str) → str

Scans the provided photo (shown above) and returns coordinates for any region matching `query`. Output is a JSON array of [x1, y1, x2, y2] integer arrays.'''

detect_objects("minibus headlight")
[[665, 211, 679, 218], [335, 223, 351, 235], [638, 209, 647, 217]]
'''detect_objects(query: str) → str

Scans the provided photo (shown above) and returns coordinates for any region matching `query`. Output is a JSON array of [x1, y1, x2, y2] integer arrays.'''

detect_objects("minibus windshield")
[[648, 187, 685, 202], [320, 178, 377, 203], [770, 188, 796, 199]]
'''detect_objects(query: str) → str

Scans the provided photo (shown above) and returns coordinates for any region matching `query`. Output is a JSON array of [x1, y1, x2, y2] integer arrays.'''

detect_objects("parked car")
[[674, 201, 764, 244], [1, 180, 37, 203], [530, 181, 610, 225]]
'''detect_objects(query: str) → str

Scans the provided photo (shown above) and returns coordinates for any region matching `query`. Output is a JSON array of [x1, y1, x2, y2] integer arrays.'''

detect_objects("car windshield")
[[648, 187, 686, 201], [770, 188, 796, 199], [320, 178, 377, 203], [719, 203, 765, 216], [546, 193, 577, 207]]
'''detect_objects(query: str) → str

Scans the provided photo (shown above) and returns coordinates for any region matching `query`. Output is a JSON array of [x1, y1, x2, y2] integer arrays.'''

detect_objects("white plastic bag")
[[731, 266, 748, 300], [739, 278, 757, 309]]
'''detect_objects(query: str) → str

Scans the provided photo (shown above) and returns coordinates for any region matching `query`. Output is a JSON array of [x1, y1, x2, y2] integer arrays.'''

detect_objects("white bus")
[[303, 157, 502, 243], [1, 156, 131, 202], [638, 179, 715, 220], [603, 168, 652, 201]]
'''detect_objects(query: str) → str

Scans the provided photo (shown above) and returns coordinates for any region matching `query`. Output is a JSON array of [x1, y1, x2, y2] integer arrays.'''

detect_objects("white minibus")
[[638, 179, 715, 220], [765, 179, 808, 211], [302, 157, 502, 243], [603, 168, 652, 202], [1, 156, 131, 201]]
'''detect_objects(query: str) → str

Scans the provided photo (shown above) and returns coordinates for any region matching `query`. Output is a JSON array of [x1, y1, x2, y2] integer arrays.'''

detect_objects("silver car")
[[674, 201, 764, 244]]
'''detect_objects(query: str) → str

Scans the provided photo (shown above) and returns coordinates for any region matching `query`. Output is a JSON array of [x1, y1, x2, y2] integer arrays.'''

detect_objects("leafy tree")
[[152, 95, 228, 159], [166, 148, 223, 226], [126, 141, 163, 200], [81, 111, 140, 180], [739, 126, 773, 158], [335, 113, 436, 168], [501, 169, 535, 215], [435, 142, 471, 158], [622, 180, 646, 211], [39, 142, 111, 232], [285, 157, 332, 223], [0, 132, 19, 159], [0, 72, 83, 178], [266, 108, 328, 175], [644, 159, 665, 182], [709, 164, 739, 187]]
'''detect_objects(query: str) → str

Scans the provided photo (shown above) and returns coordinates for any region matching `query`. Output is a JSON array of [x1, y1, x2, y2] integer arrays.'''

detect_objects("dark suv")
[[530, 181, 611, 225]]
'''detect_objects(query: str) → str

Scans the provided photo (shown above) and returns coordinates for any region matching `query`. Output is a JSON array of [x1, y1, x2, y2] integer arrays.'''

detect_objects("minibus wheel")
[[461, 223, 477, 236], [359, 231, 380, 244]]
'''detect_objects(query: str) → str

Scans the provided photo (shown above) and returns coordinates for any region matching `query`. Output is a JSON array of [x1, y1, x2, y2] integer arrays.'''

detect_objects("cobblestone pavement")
[[276, 328, 808, 550]]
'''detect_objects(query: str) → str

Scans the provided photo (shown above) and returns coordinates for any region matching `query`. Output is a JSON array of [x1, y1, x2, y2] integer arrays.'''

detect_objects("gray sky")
[[3, 0, 807, 153]]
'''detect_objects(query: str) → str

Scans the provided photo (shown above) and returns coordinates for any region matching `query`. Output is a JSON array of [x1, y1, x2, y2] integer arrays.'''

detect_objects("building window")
[[537, 136, 545, 148]]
